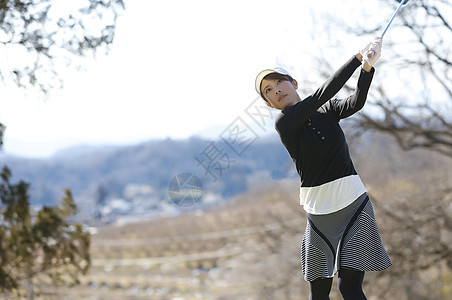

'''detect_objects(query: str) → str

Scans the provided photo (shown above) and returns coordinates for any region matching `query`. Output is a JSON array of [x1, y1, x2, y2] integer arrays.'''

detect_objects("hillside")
[[23, 167, 452, 299], [0, 133, 296, 222], [0, 128, 450, 224]]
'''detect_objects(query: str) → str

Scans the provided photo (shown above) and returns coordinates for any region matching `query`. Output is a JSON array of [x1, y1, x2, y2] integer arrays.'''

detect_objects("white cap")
[[255, 67, 291, 95]]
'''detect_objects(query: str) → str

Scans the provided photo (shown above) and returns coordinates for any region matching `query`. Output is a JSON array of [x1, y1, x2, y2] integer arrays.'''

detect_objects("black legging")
[[309, 269, 367, 300]]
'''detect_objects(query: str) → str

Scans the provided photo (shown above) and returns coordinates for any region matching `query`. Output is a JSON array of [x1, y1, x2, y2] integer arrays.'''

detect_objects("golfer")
[[255, 38, 391, 300]]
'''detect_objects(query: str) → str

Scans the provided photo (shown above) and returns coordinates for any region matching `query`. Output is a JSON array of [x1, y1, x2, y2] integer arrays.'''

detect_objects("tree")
[[312, 0, 452, 157], [0, 1, 123, 295], [0, 166, 90, 298], [0, 0, 125, 94], [0, 123, 4, 148], [359, 0, 452, 157]]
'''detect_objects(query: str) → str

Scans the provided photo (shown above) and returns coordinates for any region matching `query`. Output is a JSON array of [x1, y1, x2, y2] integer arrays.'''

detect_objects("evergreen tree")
[[0, 0, 121, 293], [0, 165, 90, 298]]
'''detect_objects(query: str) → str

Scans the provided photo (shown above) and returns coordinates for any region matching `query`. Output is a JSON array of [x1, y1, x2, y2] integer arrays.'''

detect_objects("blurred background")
[[0, 0, 451, 299]]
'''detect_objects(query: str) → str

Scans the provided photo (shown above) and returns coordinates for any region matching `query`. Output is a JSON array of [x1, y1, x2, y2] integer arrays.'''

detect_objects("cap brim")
[[255, 68, 290, 95]]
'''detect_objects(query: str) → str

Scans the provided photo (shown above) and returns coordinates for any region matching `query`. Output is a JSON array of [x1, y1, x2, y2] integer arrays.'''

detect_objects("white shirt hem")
[[300, 175, 367, 215]]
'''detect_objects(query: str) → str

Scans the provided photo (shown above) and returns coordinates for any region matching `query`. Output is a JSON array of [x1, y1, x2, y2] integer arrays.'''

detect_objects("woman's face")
[[260, 78, 300, 110]]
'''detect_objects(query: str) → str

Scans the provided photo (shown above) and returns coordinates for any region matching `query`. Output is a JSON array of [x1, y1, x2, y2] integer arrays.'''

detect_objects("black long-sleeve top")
[[275, 56, 374, 214]]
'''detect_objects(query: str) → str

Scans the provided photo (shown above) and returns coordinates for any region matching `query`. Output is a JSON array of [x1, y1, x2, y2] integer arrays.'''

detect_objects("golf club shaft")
[[367, 0, 406, 60], [381, 0, 406, 38]]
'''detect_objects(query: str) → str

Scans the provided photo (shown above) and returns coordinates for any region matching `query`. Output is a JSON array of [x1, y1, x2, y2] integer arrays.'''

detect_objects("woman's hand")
[[357, 42, 371, 62], [362, 37, 382, 72]]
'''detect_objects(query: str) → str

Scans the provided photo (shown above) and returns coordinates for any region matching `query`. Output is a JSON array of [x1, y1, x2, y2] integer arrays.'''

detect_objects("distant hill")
[[0, 134, 295, 207], [0, 127, 449, 223]]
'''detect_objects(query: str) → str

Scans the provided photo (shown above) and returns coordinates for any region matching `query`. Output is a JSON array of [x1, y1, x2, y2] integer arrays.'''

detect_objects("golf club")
[[381, 0, 409, 38], [367, 0, 409, 59]]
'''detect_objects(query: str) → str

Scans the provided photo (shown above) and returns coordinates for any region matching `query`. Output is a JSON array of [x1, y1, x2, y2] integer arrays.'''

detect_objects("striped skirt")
[[301, 193, 392, 282]]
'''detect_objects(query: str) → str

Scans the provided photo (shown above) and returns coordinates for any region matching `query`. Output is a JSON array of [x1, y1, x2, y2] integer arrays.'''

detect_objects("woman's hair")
[[260, 73, 294, 102]]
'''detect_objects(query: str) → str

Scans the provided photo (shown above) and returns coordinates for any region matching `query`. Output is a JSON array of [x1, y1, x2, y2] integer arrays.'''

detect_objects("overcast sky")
[[0, 0, 400, 158]]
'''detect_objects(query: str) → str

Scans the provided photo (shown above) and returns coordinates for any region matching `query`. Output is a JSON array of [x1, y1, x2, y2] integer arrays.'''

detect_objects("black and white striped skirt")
[[301, 193, 392, 282]]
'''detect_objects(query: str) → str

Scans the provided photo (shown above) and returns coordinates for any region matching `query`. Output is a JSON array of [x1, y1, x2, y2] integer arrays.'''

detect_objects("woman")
[[255, 38, 391, 300]]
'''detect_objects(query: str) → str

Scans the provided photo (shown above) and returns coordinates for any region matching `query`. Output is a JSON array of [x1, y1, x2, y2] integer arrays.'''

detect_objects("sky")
[[0, 0, 398, 158]]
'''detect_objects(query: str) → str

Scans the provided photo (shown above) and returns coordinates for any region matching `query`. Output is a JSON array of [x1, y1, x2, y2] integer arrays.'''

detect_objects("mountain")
[[0, 128, 449, 223], [0, 134, 295, 217]]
